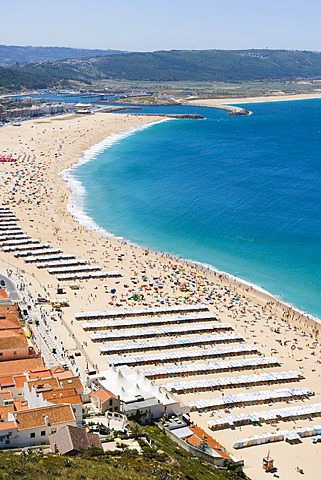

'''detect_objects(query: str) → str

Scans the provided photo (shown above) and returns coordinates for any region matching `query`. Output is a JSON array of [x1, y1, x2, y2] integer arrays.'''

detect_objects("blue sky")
[[2, 0, 320, 52]]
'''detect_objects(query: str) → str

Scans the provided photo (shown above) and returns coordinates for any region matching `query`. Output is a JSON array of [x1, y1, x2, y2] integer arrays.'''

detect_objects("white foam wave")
[[61, 119, 169, 240], [189, 259, 321, 324], [60, 117, 321, 325]]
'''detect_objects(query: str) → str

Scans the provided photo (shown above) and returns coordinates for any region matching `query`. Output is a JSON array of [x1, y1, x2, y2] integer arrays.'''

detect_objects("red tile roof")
[[0, 421, 16, 432], [189, 425, 231, 460], [0, 405, 13, 420], [13, 375, 27, 389], [15, 404, 75, 430], [0, 376, 14, 387], [186, 434, 202, 447], [0, 390, 13, 401], [90, 388, 116, 403], [0, 358, 44, 377]]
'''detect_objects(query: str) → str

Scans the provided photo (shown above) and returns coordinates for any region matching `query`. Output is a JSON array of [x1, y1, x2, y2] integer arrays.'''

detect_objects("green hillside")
[[0, 45, 126, 66], [2, 49, 321, 92], [93, 49, 321, 81], [0, 425, 247, 480]]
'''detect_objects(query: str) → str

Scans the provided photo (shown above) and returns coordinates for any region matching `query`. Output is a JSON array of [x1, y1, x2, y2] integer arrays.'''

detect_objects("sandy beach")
[[186, 91, 321, 108], [1, 108, 321, 480]]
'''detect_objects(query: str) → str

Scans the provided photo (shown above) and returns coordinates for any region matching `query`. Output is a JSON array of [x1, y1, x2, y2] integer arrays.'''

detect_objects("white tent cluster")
[[233, 423, 321, 449], [36, 259, 87, 269], [187, 387, 312, 411], [90, 322, 232, 342], [165, 370, 302, 394], [25, 253, 75, 263], [109, 344, 259, 367], [75, 304, 208, 321], [99, 332, 243, 355], [56, 271, 120, 281], [99, 365, 176, 406], [139, 356, 280, 380], [15, 248, 61, 258], [82, 312, 218, 331], [0, 208, 120, 281], [208, 401, 321, 431]]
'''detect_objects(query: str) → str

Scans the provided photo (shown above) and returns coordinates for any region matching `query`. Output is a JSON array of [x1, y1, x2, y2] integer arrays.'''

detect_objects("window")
[[109, 399, 113, 406], [30, 432, 35, 438], [114, 406, 118, 411], [0, 353, 3, 357], [5, 440, 10, 445], [41, 431, 46, 436], [51, 429, 56, 434]]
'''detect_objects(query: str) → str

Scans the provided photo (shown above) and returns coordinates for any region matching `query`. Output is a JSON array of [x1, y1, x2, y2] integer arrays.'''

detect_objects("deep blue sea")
[[67, 99, 321, 320]]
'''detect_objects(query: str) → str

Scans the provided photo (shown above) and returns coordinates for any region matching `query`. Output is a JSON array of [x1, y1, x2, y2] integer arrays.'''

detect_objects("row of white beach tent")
[[25, 253, 75, 263], [47, 264, 102, 275], [0, 238, 39, 247], [0, 229, 23, 236], [82, 312, 218, 331], [15, 248, 61, 257], [99, 332, 244, 355], [233, 424, 321, 449], [3, 242, 51, 252], [109, 344, 259, 367], [209, 402, 321, 431], [56, 271, 121, 281], [90, 322, 232, 342], [187, 387, 312, 411], [75, 304, 209, 321], [0, 209, 114, 280], [0, 212, 17, 218], [36, 259, 87, 269], [165, 370, 302, 394], [139, 356, 280, 379], [0, 222, 18, 227], [0, 225, 20, 231], [0, 234, 28, 242]]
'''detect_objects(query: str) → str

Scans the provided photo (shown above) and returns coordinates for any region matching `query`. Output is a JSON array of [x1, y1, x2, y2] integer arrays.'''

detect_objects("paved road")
[[0, 271, 21, 302]]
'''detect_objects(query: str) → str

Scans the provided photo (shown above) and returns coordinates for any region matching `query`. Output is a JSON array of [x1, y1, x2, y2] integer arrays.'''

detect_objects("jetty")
[[129, 113, 205, 120], [182, 100, 250, 116]]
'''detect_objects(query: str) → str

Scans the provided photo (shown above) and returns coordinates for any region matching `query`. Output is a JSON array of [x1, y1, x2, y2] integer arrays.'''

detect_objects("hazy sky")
[[2, 0, 321, 52]]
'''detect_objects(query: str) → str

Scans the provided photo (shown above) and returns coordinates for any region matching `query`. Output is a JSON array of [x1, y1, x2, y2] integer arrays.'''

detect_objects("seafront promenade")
[[1, 110, 321, 479]]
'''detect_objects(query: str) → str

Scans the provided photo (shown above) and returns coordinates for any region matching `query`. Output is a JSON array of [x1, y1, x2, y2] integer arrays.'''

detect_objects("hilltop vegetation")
[[0, 45, 126, 66], [93, 49, 321, 82], [1, 48, 321, 92], [0, 425, 247, 480]]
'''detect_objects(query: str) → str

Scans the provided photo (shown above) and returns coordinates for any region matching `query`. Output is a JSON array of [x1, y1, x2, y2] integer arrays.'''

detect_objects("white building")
[[97, 366, 187, 424], [0, 404, 76, 449]]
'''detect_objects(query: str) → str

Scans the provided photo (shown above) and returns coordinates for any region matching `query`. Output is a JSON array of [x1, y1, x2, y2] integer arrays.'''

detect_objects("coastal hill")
[[2, 48, 321, 91], [92, 49, 321, 81], [0, 44, 126, 66]]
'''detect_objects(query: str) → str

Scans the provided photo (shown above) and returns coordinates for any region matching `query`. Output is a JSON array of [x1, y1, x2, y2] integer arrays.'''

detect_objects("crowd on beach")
[[1, 111, 321, 480]]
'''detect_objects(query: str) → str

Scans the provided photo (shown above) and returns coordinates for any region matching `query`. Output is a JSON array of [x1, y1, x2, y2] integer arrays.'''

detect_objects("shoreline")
[[61, 118, 170, 241], [64, 110, 321, 330], [186, 91, 321, 108], [1, 109, 321, 479]]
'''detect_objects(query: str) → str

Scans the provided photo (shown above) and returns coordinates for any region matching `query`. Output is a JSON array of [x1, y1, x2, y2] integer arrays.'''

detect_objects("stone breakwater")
[[202, 104, 250, 116], [219, 105, 250, 116], [130, 113, 205, 120], [182, 100, 250, 116]]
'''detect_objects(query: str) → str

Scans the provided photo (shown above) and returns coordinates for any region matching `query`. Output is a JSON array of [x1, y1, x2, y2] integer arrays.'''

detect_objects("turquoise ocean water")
[[65, 99, 321, 320]]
